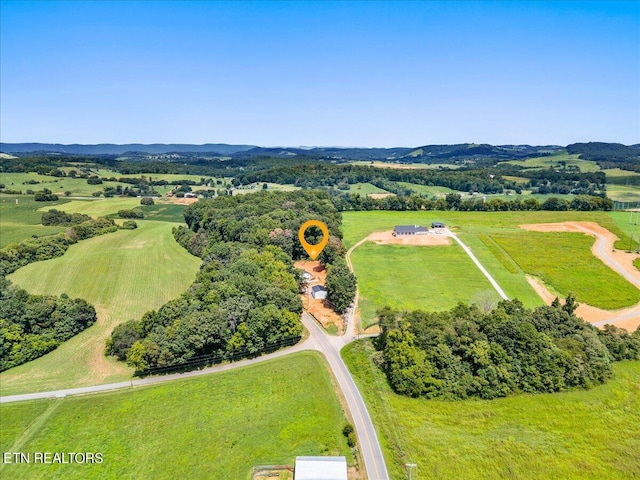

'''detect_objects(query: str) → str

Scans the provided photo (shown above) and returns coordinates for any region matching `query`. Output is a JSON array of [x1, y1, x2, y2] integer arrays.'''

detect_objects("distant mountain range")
[[1, 142, 637, 164], [0, 143, 255, 155], [0, 142, 565, 160]]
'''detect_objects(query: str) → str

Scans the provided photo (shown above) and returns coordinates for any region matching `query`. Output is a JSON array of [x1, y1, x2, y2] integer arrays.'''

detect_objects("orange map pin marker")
[[299, 220, 329, 260]]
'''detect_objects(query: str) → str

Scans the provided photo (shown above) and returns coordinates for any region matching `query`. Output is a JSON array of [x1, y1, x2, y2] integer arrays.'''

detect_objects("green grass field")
[[0, 352, 353, 480], [395, 182, 462, 197], [343, 340, 640, 480], [492, 231, 640, 309], [503, 152, 601, 172], [0, 195, 69, 247], [343, 211, 639, 318], [232, 183, 300, 195], [350, 242, 501, 324], [345, 183, 392, 195], [38, 198, 142, 217], [607, 184, 640, 203], [1, 221, 201, 395]]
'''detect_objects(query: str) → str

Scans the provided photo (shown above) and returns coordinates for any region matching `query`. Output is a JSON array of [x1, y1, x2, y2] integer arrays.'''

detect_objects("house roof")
[[311, 285, 327, 294], [393, 225, 429, 234], [295, 456, 348, 480]]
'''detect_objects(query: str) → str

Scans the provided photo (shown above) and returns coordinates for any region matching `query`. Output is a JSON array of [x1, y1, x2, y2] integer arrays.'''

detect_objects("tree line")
[[0, 277, 97, 371], [374, 298, 640, 400], [106, 190, 357, 373]]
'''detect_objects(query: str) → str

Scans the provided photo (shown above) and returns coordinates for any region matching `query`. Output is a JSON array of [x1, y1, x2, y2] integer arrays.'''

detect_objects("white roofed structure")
[[294, 456, 348, 480]]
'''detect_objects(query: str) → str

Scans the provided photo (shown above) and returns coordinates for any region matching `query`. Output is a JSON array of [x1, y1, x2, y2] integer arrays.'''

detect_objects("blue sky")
[[1, 1, 638, 146]]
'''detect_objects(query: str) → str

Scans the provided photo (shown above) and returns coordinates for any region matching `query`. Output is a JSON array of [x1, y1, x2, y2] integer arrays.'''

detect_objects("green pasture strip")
[[343, 340, 640, 480], [604, 168, 640, 184], [0, 195, 69, 247], [395, 182, 462, 196], [477, 234, 519, 273], [502, 175, 529, 184], [342, 211, 635, 250], [503, 152, 600, 172], [39, 198, 142, 217], [0, 352, 353, 480], [492, 231, 640, 310], [1, 221, 201, 395], [138, 202, 187, 223], [233, 183, 300, 195], [350, 242, 499, 325], [635, 258, 640, 271], [457, 233, 542, 308], [607, 184, 640, 203], [0, 401, 53, 453], [347, 183, 392, 195], [608, 211, 640, 246]]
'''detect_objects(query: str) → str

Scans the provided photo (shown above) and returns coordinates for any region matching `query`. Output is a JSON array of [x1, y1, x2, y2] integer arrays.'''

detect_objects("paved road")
[[0, 314, 389, 480]]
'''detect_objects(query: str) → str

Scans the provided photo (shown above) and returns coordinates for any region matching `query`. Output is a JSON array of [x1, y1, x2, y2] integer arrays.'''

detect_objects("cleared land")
[[503, 152, 601, 172], [1, 221, 201, 395], [350, 241, 500, 324], [347, 183, 392, 195], [0, 352, 353, 479], [492, 228, 640, 310], [343, 340, 640, 480], [40, 197, 142, 217]]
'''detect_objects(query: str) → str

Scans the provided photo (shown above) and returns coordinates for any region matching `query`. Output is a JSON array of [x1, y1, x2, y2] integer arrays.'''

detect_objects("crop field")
[[1, 221, 201, 395], [0, 352, 353, 480], [351, 242, 501, 323], [492, 231, 640, 309], [0, 195, 68, 247], [343, 340, 640, 480]]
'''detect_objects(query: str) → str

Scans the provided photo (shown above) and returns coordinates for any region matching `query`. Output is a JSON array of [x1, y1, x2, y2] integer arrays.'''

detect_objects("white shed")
[[294, 456, 348, 480], [311, 285, 328, 300]]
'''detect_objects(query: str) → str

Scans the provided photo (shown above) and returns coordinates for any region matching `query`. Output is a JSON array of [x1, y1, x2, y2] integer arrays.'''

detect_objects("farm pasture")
[[1, 221, 201, 395], [0, 352, 353, 480]]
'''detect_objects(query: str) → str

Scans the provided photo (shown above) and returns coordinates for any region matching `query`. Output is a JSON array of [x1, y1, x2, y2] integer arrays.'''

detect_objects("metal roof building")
[[311, 285, 328, 300], [294, 456, 348, 480], [392, 225, 429, 236]]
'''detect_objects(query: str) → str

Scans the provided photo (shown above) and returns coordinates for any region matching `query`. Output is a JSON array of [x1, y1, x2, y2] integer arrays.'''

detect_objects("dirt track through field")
[[520, 222, 640, 331]]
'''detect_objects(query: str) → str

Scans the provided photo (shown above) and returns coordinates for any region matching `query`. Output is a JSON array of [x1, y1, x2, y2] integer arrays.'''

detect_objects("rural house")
[[311, 285, 328, 300], [392, 225, 429, 236]]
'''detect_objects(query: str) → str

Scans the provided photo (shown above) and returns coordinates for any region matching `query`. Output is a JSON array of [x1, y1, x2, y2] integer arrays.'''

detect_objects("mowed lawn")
[[1, 221, 201, 395], [350, 242, 500, 324], [343, 340, 640, 480], [492, 231, 640, 310], [0, 352, 353, 480]]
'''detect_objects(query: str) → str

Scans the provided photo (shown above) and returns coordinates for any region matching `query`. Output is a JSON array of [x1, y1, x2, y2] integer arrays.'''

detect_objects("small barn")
[[392, 225, 429, 236], [431, 221, 446, 228], [294, 456, 348, 480], [311, 285, 328, 300]]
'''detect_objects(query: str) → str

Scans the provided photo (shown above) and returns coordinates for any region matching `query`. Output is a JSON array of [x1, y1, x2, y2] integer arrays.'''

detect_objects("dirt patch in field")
[[163, 196, 198, 205], [367, 193, 396, 199], [526, 276, 640, 332], [366, 230, 452, 246], [294, 260, 345, 333]]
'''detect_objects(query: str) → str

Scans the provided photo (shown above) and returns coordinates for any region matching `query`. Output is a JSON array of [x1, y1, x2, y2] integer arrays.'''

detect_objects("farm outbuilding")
[[294, 456, 348, 480], [431, 221, 446, 228], [311, 285, 328, 300], [393, 225, 429, 236]]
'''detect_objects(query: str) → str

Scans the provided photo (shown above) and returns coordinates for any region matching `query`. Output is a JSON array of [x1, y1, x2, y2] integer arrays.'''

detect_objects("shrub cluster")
[[375, 299, 640, 399]]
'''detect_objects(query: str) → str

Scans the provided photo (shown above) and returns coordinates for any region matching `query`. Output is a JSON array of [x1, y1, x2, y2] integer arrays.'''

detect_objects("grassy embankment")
[[1, 220, 201, 395], [0, 352, 354, 480], [343, 211, 639, 326], [343, 340, 640, 480]]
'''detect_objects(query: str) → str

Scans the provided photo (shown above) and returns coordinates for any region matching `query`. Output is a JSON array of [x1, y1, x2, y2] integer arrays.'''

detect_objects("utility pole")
[[406, 463, 417, 480]]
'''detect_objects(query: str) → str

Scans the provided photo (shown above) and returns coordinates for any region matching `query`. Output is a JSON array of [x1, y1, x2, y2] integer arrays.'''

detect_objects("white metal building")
[[294, 456, 348, 480], [311, 285, 328, 300]]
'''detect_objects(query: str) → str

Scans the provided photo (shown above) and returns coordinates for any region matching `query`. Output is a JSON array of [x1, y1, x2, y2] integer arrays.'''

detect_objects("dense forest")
[[567, 142, 640, 171], [0, 276, 96, 371], [374, 299, 640, 400], [107, 190, 357, 374]]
